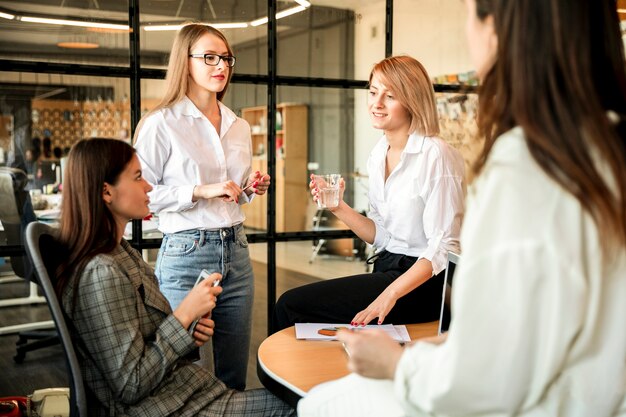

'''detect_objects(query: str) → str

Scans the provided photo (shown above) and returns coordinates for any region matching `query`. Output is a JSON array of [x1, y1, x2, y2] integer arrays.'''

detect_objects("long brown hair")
[[474, 0, 626, 246], [56, 138, 136, 300], [369, 56, 440, 136]]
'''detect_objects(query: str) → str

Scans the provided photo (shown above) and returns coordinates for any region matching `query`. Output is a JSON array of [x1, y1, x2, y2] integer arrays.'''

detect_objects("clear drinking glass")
[[313, 174, 342, 208]]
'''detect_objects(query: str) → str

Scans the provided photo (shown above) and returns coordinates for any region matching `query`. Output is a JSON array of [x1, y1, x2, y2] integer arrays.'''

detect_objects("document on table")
[[295, 323, 411, 342]]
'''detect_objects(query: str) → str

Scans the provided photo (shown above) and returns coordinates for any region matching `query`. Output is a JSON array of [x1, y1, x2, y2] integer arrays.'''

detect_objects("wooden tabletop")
[[257, 322, 438, 406]]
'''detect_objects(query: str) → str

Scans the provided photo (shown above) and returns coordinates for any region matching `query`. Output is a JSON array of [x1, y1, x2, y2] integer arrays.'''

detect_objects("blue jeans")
[[155, 224, 254, 390]]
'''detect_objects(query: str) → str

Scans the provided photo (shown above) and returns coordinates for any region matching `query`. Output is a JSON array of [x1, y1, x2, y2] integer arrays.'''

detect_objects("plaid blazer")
[[62, 240, 233, 417]]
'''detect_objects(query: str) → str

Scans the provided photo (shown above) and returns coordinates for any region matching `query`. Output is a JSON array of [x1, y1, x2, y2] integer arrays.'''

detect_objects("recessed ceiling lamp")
[[57, 41, 99, 49], [0, 11, 15, 20]]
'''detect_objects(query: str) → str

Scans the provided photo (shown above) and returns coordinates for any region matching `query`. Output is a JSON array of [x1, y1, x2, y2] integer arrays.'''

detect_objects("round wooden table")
[[257, 322, 438, 407]]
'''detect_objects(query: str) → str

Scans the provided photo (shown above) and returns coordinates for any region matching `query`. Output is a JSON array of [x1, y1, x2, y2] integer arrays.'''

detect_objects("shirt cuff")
[[239, 190, 255, 205], [179, 185, 197, 211], [418, 230, 445, 275], [373, 222, 391, 250]]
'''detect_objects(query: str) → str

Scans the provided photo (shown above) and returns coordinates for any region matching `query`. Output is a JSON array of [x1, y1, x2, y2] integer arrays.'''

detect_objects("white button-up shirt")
[[297, 126, 626, 417], [393, 126, 626, 416], [134, 96, 253, 234], [367, 132, 465, 275]]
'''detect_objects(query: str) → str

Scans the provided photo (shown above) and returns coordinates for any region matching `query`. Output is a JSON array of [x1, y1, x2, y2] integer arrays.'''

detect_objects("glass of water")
[[313, 174, 342, 208]]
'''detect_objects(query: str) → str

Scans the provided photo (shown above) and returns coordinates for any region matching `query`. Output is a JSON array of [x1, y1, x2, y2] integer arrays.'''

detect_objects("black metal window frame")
[[0, 0, 475, 334]]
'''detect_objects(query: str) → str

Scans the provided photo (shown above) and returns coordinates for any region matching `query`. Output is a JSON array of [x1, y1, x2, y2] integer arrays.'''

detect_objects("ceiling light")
[[618, 8, 626, 13], [144, 22, 248, 31], [212, 22, 249, 29], [250, 16, 268, 27], [0, 11, 15, 20], [277, 6, 306, 19], [57, 42, 99, 49], [251, 5, 307, 27], [294, 0, 311, 7], [20, 16, 129, 31]]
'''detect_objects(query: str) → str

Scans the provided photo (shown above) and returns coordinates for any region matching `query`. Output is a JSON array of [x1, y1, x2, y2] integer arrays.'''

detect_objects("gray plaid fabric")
[[63, 240, 294, 417]]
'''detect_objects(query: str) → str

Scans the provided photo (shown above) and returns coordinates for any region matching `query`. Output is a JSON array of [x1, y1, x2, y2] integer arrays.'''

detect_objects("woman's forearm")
[[385, 258, 433, 299], [330, 201, 376, 244]]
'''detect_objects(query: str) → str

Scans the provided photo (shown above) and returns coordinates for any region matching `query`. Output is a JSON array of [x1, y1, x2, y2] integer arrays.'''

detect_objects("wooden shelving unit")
[[241, 103, 308, 232]]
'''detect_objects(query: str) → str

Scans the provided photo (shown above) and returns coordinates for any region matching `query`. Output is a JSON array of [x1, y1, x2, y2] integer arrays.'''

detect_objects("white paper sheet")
[[294, 323, 410, 342]]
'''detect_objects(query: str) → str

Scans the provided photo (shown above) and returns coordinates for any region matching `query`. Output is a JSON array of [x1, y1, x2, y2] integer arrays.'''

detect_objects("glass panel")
[[272, 240, 369, 300], [0, 71, 130, 262], [140, 0, 268, 74], [393, 0, 470, 79], [228, 83, 269, 234], [0, 1, 129, 66], [277, 0, 385, 79], [273, 86, 379, 231]]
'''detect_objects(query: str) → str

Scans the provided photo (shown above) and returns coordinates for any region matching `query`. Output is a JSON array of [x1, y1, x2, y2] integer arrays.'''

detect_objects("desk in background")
[[257, 322, 438, 407]]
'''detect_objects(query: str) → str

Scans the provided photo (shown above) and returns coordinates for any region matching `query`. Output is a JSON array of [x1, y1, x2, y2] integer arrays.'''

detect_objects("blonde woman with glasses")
[[134, 24, 269, 390], [272, 55, 465, 332]]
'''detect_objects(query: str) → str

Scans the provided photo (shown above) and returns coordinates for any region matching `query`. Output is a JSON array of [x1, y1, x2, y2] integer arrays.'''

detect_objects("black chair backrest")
[[24, 222, 87, 417], [0, 167, 35, 278]]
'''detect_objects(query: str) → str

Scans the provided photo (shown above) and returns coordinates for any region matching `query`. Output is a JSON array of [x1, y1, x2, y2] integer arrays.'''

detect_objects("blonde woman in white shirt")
[[298, 1, 626, 416], [134, 24, 269, 391], [272, 55, 465, 331]]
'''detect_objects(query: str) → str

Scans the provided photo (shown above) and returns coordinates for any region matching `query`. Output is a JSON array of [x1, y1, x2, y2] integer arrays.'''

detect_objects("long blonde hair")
[[369, 55, 439, 136], [134, 24, 234, 140]]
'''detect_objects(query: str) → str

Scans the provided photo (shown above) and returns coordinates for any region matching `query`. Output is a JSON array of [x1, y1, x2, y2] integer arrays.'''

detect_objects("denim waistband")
[[166, 223, 243, 243]]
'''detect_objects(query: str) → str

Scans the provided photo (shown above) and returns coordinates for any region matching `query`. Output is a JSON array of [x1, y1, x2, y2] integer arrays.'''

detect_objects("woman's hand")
[[173, 273, 223, 330], [193, 181, 243, 203], [245, 171, 270, 196], [351, 289, 399, 326], [309, 174, 345, 212], [190, 317, 215, 346], [337, 329, 403, 380]]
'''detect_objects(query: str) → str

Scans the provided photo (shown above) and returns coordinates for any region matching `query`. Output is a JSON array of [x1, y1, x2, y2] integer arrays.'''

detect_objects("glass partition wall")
[[0, 0, 481, 334]]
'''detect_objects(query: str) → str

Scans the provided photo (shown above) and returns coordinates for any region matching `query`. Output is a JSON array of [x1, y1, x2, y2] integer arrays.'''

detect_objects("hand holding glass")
[[313, 174, 342, 208]]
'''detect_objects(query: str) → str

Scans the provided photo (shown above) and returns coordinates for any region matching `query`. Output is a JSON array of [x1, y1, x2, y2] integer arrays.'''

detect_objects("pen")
[[241, 181, 256, 193]]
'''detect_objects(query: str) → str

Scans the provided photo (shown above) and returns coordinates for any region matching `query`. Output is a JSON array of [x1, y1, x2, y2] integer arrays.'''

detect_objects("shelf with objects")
[[240, 103, 308, 232]]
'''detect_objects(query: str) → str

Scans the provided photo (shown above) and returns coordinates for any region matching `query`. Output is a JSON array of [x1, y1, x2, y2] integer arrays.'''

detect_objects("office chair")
[[0, 167, 56, 340], [24, 222, 88, 417]]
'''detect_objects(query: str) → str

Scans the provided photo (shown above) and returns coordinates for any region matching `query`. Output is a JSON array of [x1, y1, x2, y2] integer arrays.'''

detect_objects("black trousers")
[[271, 251, 444, 333]]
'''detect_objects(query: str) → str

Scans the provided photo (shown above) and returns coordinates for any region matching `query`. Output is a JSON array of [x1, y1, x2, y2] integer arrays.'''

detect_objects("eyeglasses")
[[188, 53, 236, 68]]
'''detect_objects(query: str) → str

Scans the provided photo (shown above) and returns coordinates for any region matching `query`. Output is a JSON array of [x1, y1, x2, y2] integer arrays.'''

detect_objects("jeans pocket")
[[163, 235, 198, 257], [236, 229, 249, 248]]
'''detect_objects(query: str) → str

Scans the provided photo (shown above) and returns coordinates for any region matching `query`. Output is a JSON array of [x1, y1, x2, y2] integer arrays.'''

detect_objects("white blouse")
[[298, 127, 626, 417], [134, 96, 253, 234], [367, 132, 465, 275]]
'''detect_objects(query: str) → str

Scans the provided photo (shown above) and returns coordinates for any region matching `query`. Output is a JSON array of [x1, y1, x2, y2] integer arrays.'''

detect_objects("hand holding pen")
[[242, 171, 271, 196]]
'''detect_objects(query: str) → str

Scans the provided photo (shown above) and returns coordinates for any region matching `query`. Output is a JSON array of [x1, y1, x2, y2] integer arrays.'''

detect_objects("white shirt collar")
[[372, 131, 427, 164], [173, 96, 237, 136]]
